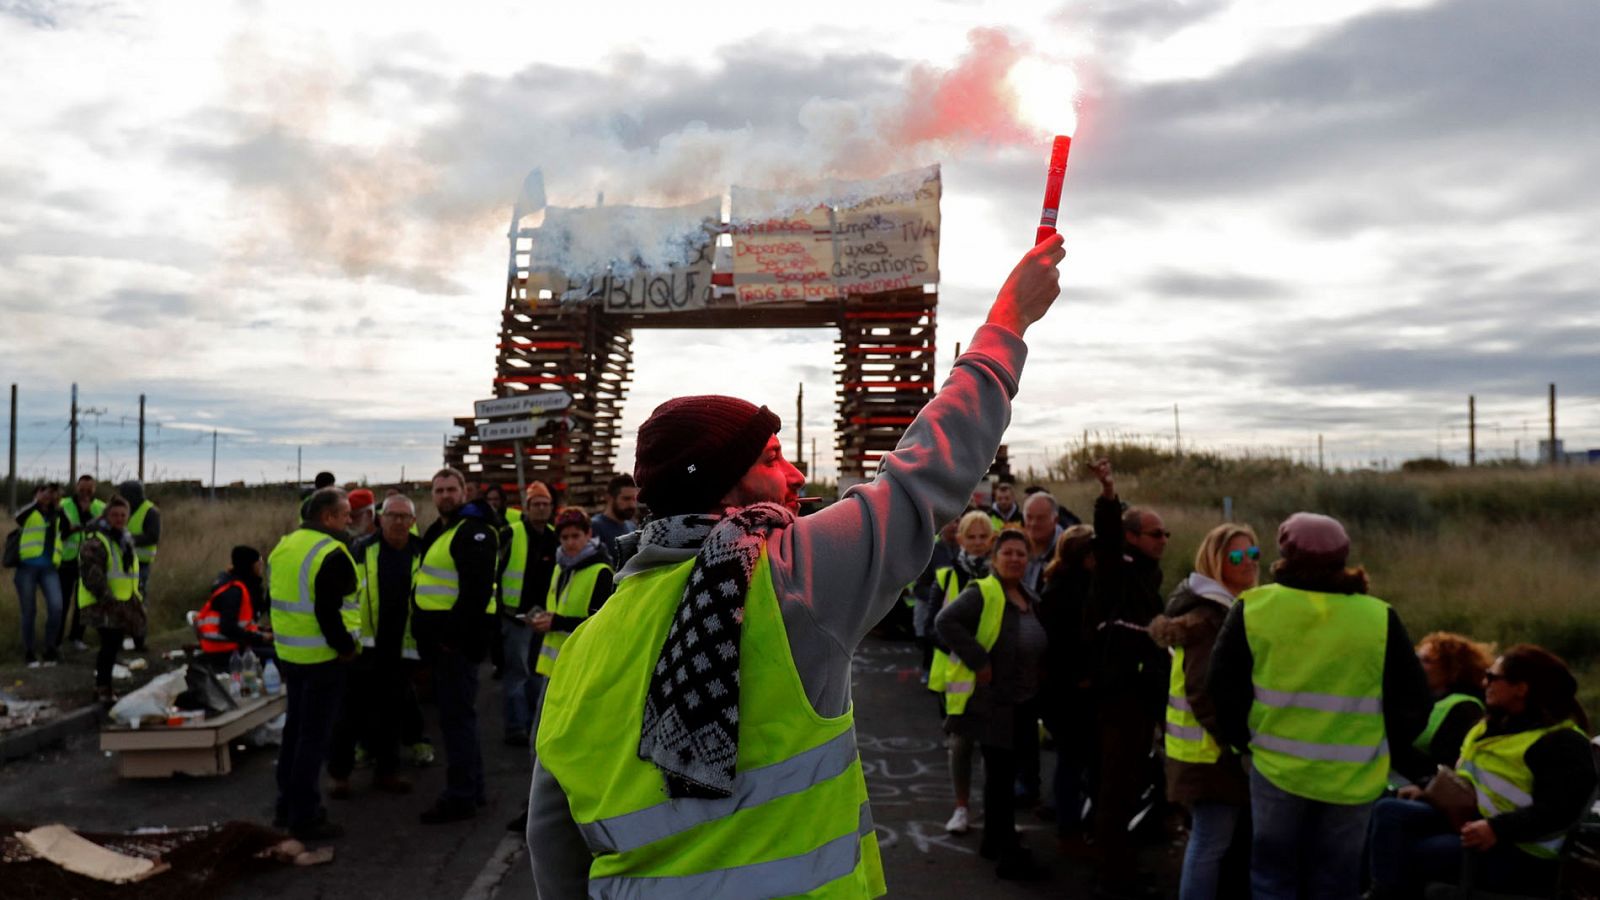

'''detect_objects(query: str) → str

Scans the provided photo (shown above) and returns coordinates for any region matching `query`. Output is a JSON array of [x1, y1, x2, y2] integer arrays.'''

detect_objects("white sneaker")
[[26, 660, 41, 669], [945, 806, 970, 834], [72, 640, 89, 652], [122, 637, 135, 651]]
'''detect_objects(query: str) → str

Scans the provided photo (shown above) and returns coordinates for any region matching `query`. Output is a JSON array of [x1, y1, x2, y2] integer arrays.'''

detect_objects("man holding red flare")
[[528, 231, 1068, 897]]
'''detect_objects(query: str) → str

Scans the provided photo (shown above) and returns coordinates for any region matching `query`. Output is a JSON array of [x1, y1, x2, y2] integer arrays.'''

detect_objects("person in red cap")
[[528, 235, 1067, 898], [346, 489, 377, 543], [1209, 512, 1430, 900]]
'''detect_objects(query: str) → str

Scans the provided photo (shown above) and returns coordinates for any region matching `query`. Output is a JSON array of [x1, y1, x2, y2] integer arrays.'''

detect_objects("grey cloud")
[[1, 0, 57, 27], [98, 288, 194, 318], [1145, 268, 1287, 301]]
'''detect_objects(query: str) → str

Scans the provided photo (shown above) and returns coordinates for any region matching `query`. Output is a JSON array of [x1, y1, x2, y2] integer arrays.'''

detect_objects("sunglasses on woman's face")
[[1227, 546, 1262, 565]]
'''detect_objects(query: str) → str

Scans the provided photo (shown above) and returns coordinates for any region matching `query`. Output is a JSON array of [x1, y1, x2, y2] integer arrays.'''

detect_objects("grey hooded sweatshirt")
[[527, 323, 1029, 898]]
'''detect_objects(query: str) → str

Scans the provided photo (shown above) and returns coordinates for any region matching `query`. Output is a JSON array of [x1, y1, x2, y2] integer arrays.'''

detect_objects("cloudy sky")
[[3, 0, 1597, 489]]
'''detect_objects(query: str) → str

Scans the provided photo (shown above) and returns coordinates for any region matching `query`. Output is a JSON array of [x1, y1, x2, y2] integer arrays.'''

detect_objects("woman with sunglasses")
[[1367, 645, 1595, 898], [1149, 524, 1260, 900]]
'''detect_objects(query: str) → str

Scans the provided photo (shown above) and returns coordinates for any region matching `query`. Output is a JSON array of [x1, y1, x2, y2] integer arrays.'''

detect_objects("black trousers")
[[94, 627, 123, 687], [1093, 697, 1158, 886], [980, 743, 1020, 858], [431, 649, 484, 806], [328, 654, 404, 779], [400, 660, 426, 746], [276, 659, 348, 830]]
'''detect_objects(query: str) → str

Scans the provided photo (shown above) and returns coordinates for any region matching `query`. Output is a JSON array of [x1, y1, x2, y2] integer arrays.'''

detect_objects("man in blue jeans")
[[13, 483, 65, 667]]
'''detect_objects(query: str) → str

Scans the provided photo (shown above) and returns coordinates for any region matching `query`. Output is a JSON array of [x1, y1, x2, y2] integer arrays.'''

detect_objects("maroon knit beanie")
[[634, 396, 781, 516], [1277, 512, 1350, 569]]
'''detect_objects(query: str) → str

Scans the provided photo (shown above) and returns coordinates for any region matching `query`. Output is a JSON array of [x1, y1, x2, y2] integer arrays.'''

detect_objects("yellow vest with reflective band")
[[1414, 693, 1484, 754], [59, 498, 105, 562], [941, 576, 1005, 717], [128, 500, 158, 564], [500, 520, 553, 612], [537, 552, 886, 899], [267, 527, 356, 665], [17, 508, 61, 566], [535, 562, 611, 677], [355, 538, 419, 661], [1166, 645, 1223, 764], [1458, 718, 1587, 859], [416, 520, 499, 615], [77, 531, 139, 608], [1243, 582, 1391, 804], [925, 567, 962, 694]]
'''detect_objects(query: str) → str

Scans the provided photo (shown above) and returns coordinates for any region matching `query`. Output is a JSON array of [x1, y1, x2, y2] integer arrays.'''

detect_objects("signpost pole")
[[513, 440, 527, 506]]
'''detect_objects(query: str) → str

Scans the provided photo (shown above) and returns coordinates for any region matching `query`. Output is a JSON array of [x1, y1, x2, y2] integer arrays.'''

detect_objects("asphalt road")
[[0, 638, 1180, 898]]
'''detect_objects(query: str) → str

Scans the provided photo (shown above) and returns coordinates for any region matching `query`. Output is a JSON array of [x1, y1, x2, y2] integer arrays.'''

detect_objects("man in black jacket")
[[1083, 459, 1170, 899], [270, 488, 359, 842], [500, 481, 559, 747], [414, 468, 499, 824]]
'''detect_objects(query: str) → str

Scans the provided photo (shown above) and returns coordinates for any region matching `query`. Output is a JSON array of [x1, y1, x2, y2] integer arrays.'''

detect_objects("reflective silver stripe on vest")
[[587, 798, 873, 900], [360, 636, 377, 648], [540, 644, 560, 662], [416, 585, 457, 596], [272, 537, 335, 613], [944, 680, 973, 694], [1252, 732, 1389, 764], [420, 564, 458, 582], [1166, 723, 1208, 743], [579, 729, 860, 854], [1169, 695, 1193, 712], [1460, 761, 1535, 808], [1254, 686, 1383, 715], [274, 633, 331, 649]]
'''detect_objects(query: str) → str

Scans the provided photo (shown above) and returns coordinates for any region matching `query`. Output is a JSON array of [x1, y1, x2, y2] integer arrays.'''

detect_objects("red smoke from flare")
[[895, 28, 1059, 147]]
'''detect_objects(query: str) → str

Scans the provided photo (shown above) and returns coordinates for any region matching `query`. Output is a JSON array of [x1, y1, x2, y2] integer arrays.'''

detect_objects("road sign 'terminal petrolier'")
[[473, 391, 573, 420]]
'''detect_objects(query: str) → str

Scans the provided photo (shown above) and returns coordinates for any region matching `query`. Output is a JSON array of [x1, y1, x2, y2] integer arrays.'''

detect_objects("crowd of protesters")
[[8, 455, 1597, 898], [4, 467, 642, 844], [910, 461, 1597, 899], [7, 230, 1597, 899]]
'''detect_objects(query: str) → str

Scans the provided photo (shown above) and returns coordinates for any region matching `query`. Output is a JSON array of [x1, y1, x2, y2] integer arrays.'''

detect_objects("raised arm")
[[769, 236, 1066, 653]]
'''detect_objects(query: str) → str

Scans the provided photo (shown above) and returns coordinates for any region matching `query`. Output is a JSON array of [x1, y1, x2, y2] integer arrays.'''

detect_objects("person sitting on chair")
[[1367, 644, 1597, 899]]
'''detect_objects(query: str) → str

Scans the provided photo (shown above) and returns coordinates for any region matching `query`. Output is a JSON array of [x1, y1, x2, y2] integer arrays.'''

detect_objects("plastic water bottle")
[[262, 660, 281, 695], [228, 651, 243, 699], [241, 649, 261, 697]]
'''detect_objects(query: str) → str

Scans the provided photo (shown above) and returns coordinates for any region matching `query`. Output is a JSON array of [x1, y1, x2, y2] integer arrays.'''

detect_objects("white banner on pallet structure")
[[729, 165, 941, 305], [523, 198, 720, 314]]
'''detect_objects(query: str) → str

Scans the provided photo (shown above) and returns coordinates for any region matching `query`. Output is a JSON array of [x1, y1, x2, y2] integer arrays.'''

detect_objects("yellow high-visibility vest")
[[1458, 718, 1588, 859], [537, 552, 886, 898], [267, 527, 355, 665], [534, 562, 611, 677], [938, 575, 1005, 716], [128, 500, 158, 565], [76, 531, 139, 608], [1244, 582, 1391, 804]]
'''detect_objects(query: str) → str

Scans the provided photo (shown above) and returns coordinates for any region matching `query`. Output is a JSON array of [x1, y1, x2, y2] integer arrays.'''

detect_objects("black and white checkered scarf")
[[637, 503, 795, 798]]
